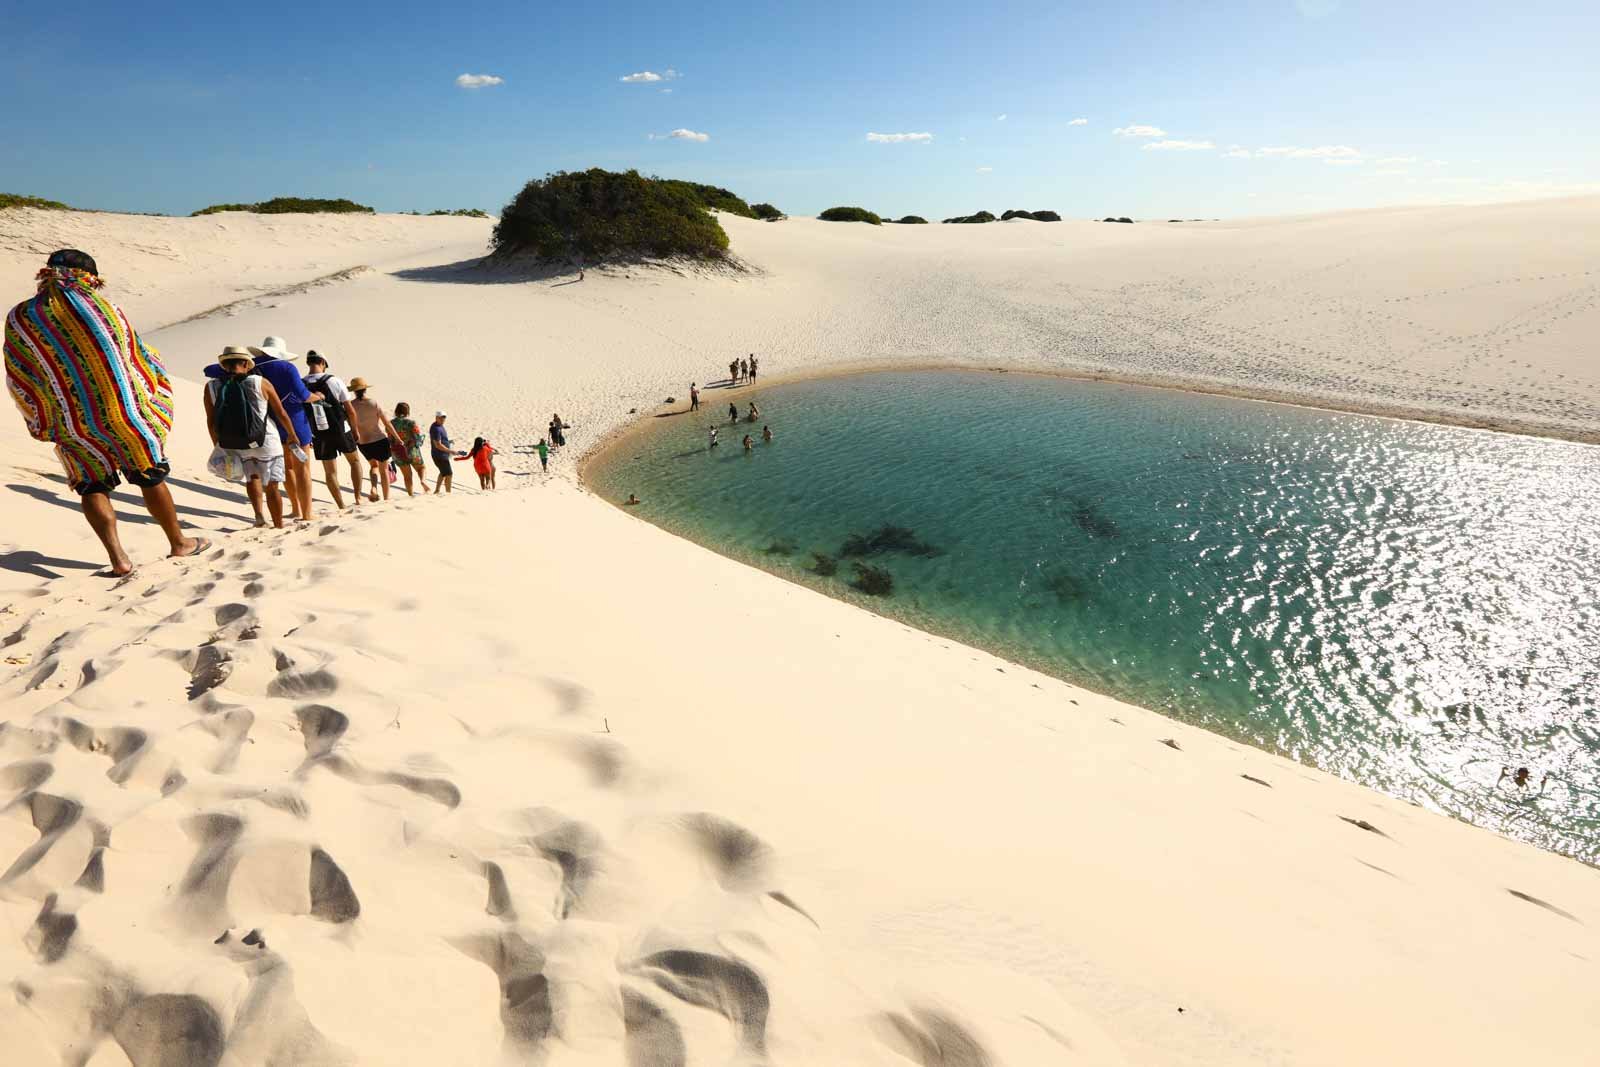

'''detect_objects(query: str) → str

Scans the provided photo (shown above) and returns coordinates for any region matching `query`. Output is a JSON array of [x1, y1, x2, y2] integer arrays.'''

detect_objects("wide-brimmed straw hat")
[[349, 376, 372, 391], [248, 336, 298, 361], [217, 345, 254, 365]]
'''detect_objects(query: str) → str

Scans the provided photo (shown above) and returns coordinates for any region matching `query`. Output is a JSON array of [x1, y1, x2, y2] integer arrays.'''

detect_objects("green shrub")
[[818, 206, 883, 225], [660, 181, 755, 218], [751, 202, 785, 221], [1001, 209, 1061, 222], [942, 210, 996, 224], [192, 197, 375, 217], [492, 168, 731, 261], [428, 208, 490, 218], [0, 193, 72, 211], [891, 215, 928, 224]]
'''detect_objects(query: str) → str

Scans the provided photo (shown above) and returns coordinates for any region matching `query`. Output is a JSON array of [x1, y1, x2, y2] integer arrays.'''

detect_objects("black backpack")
[[304, 373, 345, 432], [215, 377, 267, 450]]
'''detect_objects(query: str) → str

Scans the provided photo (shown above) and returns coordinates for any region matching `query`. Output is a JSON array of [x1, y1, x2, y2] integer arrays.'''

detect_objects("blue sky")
[[2, 0, 1596, 219]]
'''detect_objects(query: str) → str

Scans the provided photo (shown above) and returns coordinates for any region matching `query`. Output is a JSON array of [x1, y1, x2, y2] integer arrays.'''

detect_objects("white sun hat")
[[248, 336, 299, 361]]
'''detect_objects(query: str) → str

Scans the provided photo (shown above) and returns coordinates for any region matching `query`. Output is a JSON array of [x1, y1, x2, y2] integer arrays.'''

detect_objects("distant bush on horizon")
[[1001, 209, 1061, 222], [192, 197, 375, 217], [1102, 216, 1135, 224], [818, 206, 883, 225], [942, 210, 997, 224], [492, 168, 732, 262], [428, 208, 490, 218], [890, 215, 928, 224], [1, 192, 72, 212], [751, 202, 786, 221]]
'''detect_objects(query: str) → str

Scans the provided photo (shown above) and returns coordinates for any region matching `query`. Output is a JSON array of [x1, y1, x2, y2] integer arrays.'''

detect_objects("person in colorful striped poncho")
[[5, 249, 209, 576]]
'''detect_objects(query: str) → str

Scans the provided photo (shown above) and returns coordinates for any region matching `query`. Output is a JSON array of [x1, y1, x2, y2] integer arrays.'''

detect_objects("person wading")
[[347, 377, 402, 502], [5, 249, 207, 575], [301, 350, 364, 509]]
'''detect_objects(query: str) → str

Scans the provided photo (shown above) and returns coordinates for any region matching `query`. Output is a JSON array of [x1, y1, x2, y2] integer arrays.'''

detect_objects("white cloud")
[[1067, 117, 1088, 126], [976, 166, 993, 173], [1113, 124, 1166, 137], [1374, 155, 1418, 165], [1143, 139, 1214, 152], [455, 73, 503, 89], [622, 68, 679, 84], [1257, 144, 1360, 159], [1367, 168, 1410, 177], [667, 128, 709, 142], [867, 131, 933, 144], [1324, 157, 1364, 166], [996, 113, 1007, 121], [1222, 145, 1251, 158]]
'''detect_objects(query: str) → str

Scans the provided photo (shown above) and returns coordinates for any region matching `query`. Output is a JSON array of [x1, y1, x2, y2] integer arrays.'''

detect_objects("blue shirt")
[[430, 422, 451, 455]]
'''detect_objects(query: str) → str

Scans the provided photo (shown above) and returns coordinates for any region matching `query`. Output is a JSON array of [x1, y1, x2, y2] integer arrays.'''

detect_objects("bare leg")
[[81, 492, 133, 576], [398, 463, 415, 496], [295, 453, 313, 517], [265, 478, 285, 528], [245, 476, 265, 526], [282, 450, 309, 521], [374, 460, 391, 501], [320, 459, 346, 510], [346, 452, 364, 505], [140, 483, 204, 557], [413, 461, 431, 492]]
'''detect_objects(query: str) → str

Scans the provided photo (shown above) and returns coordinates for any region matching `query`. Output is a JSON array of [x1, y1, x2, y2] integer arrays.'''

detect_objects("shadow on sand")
[[391, 258, 580, 286]]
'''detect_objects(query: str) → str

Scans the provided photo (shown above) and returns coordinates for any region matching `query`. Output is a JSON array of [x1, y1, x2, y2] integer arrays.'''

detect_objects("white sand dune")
[[1, 201, 1597, 1066]]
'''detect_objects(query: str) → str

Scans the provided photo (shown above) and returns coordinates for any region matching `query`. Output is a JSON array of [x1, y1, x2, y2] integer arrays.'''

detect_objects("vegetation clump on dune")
[[1101, 216, 1135, 224], [890, 215, 928, 224], [659, 180, 757, 218], [429, 208, 490, 218], [818, 206, 883, 225], [1001, 209, 1061, 222], [192, 197, 375, 217], [751, 202, 786, 221], [492, 168, 733, 262], [942, 210, 997, 224], [1, 193, 72, 211]]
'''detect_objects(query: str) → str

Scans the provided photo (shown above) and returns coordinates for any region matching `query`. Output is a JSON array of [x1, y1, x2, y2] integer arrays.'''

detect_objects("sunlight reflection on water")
[[590, 371, 1600, 861]]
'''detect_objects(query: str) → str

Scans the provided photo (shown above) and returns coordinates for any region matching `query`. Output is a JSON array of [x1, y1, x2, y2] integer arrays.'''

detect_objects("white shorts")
[[240, 455, 285, 484]]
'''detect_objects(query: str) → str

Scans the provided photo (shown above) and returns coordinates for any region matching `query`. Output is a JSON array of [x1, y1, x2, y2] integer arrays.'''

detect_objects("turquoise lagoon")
[[588, 370, 1600, 861]]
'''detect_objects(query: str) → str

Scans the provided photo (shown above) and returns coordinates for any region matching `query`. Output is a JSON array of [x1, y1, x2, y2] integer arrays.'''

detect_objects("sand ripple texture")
[[0, 495, 1114, 1066]]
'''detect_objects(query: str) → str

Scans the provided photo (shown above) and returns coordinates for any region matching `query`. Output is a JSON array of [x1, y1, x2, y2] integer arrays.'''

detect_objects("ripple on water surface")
[[589, 370, 1600, 861]]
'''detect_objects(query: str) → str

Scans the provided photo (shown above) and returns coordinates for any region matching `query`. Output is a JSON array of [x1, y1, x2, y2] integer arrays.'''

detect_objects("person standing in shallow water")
[[762, 424, 773, 443], [728, 401, 739, 424], [5, 249, 208, 575], [742, 434, 753, 452]]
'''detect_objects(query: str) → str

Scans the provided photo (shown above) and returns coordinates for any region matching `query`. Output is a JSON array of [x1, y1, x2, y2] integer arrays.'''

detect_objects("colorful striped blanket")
[[5, 267, 173, 487]]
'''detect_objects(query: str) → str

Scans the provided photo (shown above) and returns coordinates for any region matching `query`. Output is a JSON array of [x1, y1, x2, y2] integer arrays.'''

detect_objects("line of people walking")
[[201, 338, 505, 527], [3, 248, 548, 575]]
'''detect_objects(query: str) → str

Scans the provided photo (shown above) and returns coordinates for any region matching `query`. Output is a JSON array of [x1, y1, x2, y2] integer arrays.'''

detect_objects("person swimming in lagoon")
[[708, 426, 719, 449], [762, 424, 773, 443], [624, 493, 641, 506], [746, 401, 761, 423], [1497, 766, 1548, 793], [742, 434, 753, 452]]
